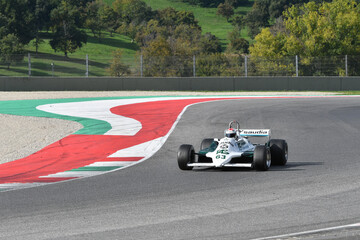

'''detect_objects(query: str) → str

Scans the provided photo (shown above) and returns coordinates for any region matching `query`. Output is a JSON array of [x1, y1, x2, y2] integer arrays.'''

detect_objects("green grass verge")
[[339, 91, 360, 95]]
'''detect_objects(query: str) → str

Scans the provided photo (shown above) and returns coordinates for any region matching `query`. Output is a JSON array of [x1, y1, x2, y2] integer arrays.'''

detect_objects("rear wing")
[[239, 129, 271, 139]]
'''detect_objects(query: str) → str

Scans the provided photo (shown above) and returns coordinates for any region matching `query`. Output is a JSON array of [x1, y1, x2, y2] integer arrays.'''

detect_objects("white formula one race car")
[[177, 121, 288, 171]]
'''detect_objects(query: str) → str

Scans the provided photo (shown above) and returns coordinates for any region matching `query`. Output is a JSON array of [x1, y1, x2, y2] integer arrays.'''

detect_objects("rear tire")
[[253, 145, 271, 171], [200, 138, 214, 150], [177, 144, 195, 170], [269, 139, 288, 166]]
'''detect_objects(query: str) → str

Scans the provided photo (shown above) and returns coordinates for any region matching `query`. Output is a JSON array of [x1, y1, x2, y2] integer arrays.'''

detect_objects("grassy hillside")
[[105, 0, 253, 43], [142, 0, 253, 43], [11, 31, 140, 77], [6, 0, 253, 77], [27, 31, 139, 58]]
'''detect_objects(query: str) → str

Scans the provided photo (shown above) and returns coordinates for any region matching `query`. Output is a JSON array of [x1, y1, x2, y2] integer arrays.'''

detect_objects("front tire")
[[177, 144, 195, 170], [253, 145, 271, 171], [269, 139, 288, 166]]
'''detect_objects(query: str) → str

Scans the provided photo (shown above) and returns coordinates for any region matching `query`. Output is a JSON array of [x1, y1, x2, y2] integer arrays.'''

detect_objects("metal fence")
[[0, 53, 359, 77]]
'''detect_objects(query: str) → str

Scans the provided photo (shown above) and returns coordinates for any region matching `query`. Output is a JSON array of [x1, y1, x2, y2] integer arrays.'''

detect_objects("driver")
[[224, 128, 237, 139]]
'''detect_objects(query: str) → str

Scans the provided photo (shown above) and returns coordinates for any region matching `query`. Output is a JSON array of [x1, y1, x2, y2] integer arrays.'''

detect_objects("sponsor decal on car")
[[240, 129, 270, 136]]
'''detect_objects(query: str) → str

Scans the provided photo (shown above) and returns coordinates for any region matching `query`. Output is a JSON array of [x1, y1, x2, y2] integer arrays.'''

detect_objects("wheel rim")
[[266, 149, 271, 168]]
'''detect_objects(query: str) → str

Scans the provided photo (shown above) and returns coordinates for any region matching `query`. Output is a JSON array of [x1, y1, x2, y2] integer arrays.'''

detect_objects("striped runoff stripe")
[[0, 96, 245, 191]]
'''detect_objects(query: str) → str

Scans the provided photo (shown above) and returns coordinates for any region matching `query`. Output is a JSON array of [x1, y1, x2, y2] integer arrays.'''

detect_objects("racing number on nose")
[[216, 149, 229, 159]]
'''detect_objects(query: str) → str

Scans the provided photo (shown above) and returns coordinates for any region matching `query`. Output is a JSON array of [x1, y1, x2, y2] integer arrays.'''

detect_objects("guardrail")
[[1, 76, 359, 91]]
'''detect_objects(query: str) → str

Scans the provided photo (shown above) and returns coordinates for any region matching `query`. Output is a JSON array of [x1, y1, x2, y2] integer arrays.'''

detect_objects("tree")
[[217, 2, 234, 21], [0, 0, 37, 45], [178, 0, 249, 8], [137, 7, 223, 76], [36, 0, 60, 32], [100, 5, 119, 36], [229, 38, 249, 54], [0, 34, 24, 69], [156, 7, 199, 28], [250, 0, 360, 75], [179, 0, 223, 7], [33, 0, 59, 54], [85, 0, 106, 41], [196, 53, 243, 76], [196, 53, 229, 76], [231, 15, 245, 29], [50, 0, 87, 57], [245, 0, 333, 39], [283, 0, 360, 56], [113, 0, 153, 25], [245, 0, 270, 38], [117, 22, 143, 42], [0, 12, 8, 39], [65, 0, 93, 27], [226, 28, 249, 53], [135, 19, 165, 47], [142, 36, 173, 77], [107, 49, 131, 77], [249, 28, 284, 58], [136, 8, 201, 48], [199, 33, 222, 54]]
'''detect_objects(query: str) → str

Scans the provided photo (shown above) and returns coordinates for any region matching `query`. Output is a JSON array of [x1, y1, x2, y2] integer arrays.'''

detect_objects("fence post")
[[245, 55, 248, 77], [85, 54, 89, 77], [28, 53, 31, 77], [345, 55, 348, 77], [140, 54, 143, 77], [193, 55, 196, 77], [295, 55, 299, 77]]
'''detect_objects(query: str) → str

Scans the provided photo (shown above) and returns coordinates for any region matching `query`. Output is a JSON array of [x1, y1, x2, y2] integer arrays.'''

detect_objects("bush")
[[107, 49, 131, 77]]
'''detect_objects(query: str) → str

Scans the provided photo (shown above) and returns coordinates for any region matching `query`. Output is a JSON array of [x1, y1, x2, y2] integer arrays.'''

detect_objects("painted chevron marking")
[[108, 137, 165, 158]]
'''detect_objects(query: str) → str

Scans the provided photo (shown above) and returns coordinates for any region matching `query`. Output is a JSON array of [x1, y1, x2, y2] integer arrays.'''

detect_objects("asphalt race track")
[[0, 97, 360, 240]]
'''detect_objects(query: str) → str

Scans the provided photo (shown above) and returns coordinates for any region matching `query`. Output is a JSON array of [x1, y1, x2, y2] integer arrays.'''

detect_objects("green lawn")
[[26, 30, 139, 60], [0, 30, 140, 77], [106, 0, 254, 44]]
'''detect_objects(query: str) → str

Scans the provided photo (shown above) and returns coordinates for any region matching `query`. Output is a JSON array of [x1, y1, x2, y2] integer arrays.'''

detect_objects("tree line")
[[249, 0, 360, 76], [0, 0, 91, 67], [1, 0, 359, 76]]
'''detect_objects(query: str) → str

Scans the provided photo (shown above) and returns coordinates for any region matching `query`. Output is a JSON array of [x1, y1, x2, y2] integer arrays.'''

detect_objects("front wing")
[[187, 162, 252, 168], [189, 151, 254, 168]]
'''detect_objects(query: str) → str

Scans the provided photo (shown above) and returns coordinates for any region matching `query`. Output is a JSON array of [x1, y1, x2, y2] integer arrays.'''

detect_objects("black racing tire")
[[200, 138, 214, 150], [177, 144, 195, 170], [253, 145, 271, 171], [269, 139, 288, 166]]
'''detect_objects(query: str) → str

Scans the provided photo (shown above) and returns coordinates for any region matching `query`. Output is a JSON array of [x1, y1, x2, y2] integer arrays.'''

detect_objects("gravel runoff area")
[[0, 91, 336, 165]]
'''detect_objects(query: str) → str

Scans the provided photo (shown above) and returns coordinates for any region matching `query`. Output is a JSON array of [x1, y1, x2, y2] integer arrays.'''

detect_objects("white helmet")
[[224, 128, 236, 138]]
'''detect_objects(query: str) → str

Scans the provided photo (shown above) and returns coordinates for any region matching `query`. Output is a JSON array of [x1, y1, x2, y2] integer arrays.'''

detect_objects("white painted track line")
[[40, 171, 106, 178], [251, 222, 360, 240], [87, 161, 136, 167]]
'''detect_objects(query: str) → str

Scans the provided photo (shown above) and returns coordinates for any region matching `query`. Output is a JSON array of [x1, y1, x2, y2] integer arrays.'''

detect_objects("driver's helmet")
[[225, 128, 236, 138]]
